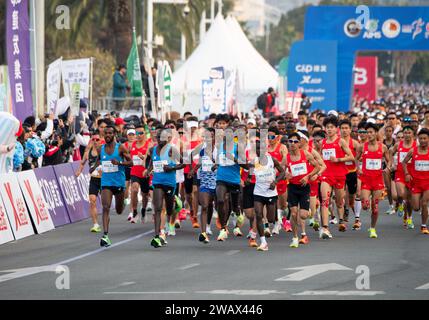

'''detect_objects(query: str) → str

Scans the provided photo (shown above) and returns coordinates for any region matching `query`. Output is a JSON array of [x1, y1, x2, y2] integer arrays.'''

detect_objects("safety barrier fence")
[[0, 162, 100, 245]]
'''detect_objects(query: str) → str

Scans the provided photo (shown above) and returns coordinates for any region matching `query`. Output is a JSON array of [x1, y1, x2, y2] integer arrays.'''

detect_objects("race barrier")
[[0, 162, 100, 246]]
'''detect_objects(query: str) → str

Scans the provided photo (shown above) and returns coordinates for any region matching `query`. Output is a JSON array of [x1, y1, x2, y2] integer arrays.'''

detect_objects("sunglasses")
[[288, 140, 300, 144], [92, 138, 100, 142], [358, 130, 367, 134], [178, 131, 184, 135], [268, 135, 276, 140], [165, 125, 175, 129], [136, 131, 145, 136]]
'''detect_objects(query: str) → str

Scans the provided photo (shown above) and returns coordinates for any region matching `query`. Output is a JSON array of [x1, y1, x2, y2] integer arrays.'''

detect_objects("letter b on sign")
[[354, 68, 367, 85]]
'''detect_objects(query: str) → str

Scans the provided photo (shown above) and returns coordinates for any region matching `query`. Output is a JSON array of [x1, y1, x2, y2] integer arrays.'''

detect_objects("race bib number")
[[102, 161, 118, 173], [255, 168, 275, 183], [201, 156, 213, 172], [323, 148, 336, 161], [290, 163, 308, 177], [219, 154, 235, 166], [365, 158, 382, 170], [91, 165, 102, 177], [153, 160, 168, 173], [399, 152, 408, 163], [415, 160, 429, 172], [132, 155, 144, 166]]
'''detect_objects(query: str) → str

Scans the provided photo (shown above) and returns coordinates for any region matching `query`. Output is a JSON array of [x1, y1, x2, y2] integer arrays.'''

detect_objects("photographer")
[[43, 132, 64, 166]]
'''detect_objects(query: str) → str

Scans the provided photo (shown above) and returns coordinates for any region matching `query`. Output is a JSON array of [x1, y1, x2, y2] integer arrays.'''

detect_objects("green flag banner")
[[127, 30, 143, 97]]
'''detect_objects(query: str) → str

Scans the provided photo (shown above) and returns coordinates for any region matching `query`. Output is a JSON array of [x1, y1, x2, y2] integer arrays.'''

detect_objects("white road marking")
[[275, 263, 352, 282], [416, 282, 429, 290], [0, 229, 154, 284], [226, 250, 240, 256], [196, 290, 287, 296], [178, 263, 200, 270], [293, 290, 385, 296], [104, 291, 186, 295], [105, 282, 136, 290]]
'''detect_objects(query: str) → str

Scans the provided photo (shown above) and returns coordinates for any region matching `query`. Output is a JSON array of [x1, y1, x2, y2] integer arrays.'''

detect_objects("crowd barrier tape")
[[0, 173, 35, 241], [0, 161, 101, 246]]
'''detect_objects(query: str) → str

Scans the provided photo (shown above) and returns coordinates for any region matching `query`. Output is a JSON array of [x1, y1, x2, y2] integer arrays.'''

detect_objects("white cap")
[[297, 131, 309, 141], [328, 110, 339, 117], [247, 118, 256, 125], [186, 121, 198, 129], [127, 129, 136, 135], [367, 118, 376, 124]]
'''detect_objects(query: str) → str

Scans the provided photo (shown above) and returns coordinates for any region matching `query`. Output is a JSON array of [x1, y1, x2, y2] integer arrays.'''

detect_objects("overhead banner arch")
[[302, 6, 429, 112]]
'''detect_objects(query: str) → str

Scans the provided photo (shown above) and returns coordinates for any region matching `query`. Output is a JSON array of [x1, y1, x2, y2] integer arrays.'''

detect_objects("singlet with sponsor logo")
[[397, 140, 416, 174], [411, 146, 429, 181], [321, 137, 347, 177], [362, 142, 383, 178], [199, 148, 216, 190], [287, 150, 310, 185], [100, 143, 125, 188], [216, 143, 241, 186], [345, 138, 357, 172], [130, 140, 151, 178], [253, 154, 277, 198], [151, 145, 176, 187]]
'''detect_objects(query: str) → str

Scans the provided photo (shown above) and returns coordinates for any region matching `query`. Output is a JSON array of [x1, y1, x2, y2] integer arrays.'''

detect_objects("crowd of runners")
[[76, 109, 429, 251]]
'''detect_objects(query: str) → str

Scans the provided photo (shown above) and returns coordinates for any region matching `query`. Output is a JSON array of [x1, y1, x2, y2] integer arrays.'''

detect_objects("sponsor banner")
[[284, 92, 303, 118], [6, 0, 34, 121], [53, 163, 90, 223], [353, 56, 378, 102], [0, 173, 34, 240], [70, 161, 101, 213], [17, 171, 55, 234], [46, 58, 62, 114], [34, 166, 71, 227], [304, 6, 429, 111], [287, 40, 337, 111], [61, 58, 91, 100], [0, 195, 14, 245]]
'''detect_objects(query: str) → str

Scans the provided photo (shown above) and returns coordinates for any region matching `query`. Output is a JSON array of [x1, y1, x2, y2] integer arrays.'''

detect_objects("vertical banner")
[[284, 92, 303, 118], [353, 56, 378, 102], [70, 83, 81, 116], [17, 171, 55, 234], [46, 58, 62, 114], [288, 40, 337, 111], [6, 0, 34, 121], [0, 195, 15, 245], [0, 173, 34, 240], [61, 58, 91, 100], [53, 163, 90, 223], [156, 61, 165, 122], [201, 79, 213, 118], [163, 60, 173, 112], [34, 166, 71, 227]]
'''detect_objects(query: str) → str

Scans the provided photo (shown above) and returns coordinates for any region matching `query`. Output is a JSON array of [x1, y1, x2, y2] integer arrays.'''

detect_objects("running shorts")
[[360, 175, 385, 191], [125, 166, 131, 181], [276, 180, 288, 195], [130, 175, 151, 193], [101, 186, 125, 195], [321, 175, 346, 189], [254, 194, 278, 206], [89, 177, 101, 196], [242, 183, 255, 210], [153, 184, 175, 196], [346, 171, 358, 195], [411, 179, 429, 194], [287, 183, 310, 211], [216, 180, 241, 194]]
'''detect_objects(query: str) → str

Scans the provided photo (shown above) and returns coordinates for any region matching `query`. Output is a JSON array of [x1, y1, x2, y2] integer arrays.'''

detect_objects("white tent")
[[171, 14, 278, 116]]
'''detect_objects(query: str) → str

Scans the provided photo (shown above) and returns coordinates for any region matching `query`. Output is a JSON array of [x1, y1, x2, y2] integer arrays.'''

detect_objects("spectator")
[[112, 64, 130, 111]]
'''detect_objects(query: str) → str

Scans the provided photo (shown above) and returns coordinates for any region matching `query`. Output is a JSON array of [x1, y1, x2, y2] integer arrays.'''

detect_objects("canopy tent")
[[171, 14, 278, 117]]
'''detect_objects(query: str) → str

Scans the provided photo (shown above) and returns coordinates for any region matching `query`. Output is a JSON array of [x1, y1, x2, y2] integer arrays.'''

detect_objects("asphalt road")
[[0, 200, 428, 300]]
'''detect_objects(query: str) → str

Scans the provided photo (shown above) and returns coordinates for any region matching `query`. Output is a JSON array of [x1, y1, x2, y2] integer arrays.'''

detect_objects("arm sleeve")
[[40, 119, 54, 141]]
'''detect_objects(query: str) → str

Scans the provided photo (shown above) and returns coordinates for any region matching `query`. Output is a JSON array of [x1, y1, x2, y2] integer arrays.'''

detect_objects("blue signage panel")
[[287, 40, 338, 111], [304, 6, 429, 112]]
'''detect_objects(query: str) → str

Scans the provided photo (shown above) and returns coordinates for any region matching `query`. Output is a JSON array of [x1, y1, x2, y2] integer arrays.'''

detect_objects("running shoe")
[[216, 217, 222, 230], [178, 209, 188, 221], [90, 225, 101, 233], [127, 212, 133, 221], [299, 235, 310, 245], [192, 217, 200, 229], [199, 232, 210, 244], [289, 237, 299, 248], [397, 204, 404, 217], [312, 220, 320, 231], [233, 227, 243, 237], [272, 222, 281, 235], [308, 218, 315, 227], [369, 228, 378, 239], [175, 219, 181, 229], [146, 201, 153, 213], [217, 229, 228, 242], [264, 227, 272, 238], [159, 233, 168, 246], [282, 219, 292, 232], [130, 216, 139, 224], [338, 223, 347, 232], [236, 213, 245, 228], [257, 243, 269, 251], [248, 238, 258, 248], [385, 206, 395, 215], [406, 218, 415, 229], [151, 237, 162, 248], [167, 224, 176, 237], [100, 235, 112, 247], [420, 226, 429, 234], [247, 229, 257, 239], [329, 217, 338, 225], [281, 217, 288, 231], [352, 219, 362, 230], [206, 225, 213, 236], [321, 229, 333, 240]]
